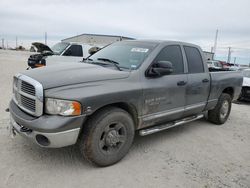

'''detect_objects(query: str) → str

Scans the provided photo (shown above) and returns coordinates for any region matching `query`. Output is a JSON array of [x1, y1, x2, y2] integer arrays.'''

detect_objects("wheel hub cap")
[[220, 100, 229, 119], [105, 130, 120, 146]]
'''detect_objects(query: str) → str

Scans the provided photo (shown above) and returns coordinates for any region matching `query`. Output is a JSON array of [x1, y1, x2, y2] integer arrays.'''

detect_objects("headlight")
[[45, 98, 81, 116]]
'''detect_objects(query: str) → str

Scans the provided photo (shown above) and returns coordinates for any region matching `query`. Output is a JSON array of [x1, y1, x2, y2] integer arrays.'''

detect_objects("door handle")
[[177, 81, 187, 86], [202, 78, 209, 83]]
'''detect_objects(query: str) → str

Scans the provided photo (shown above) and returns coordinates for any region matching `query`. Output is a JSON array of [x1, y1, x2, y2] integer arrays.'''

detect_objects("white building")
[[61, 33, 134, 46]]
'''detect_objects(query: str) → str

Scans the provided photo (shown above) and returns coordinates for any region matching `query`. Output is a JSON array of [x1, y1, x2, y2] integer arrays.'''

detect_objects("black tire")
[[78, 107, 135, 167], [208, 93, 232, 125]]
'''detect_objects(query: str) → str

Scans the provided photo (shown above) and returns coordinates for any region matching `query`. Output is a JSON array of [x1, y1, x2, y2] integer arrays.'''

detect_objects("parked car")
[[238, 69, 250, 101], [27, 42, 102, 69], [10, 40, 243, 166], [207, 60, 223, 70]]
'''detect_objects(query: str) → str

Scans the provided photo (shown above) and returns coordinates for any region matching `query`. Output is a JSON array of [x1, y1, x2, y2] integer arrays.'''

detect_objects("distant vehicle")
[[28, 34, 134, 69], [238, 69, 250, 101], [10, 40, 243, 166], [27, 42, 102, 69], [207, 60, 223, 70]]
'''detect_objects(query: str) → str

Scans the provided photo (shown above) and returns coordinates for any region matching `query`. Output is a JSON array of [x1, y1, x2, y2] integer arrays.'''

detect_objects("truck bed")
[[208, 70, 243, 102]]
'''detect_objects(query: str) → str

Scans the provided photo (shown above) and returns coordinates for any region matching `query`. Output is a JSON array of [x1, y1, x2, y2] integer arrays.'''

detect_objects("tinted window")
[[184, 46, 204, 73], [63, 45, 83, 57], [154, 45, 184, 74]]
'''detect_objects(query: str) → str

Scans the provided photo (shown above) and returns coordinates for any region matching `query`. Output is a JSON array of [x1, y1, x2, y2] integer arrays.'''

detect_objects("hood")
[[32, 42, 53, 53], [243, 77, 250, 87], [22, 63, 130, 89]]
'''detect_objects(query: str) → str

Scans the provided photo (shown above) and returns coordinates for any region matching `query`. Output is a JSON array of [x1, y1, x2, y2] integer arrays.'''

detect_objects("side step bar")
[[139, 114, 204, 136]]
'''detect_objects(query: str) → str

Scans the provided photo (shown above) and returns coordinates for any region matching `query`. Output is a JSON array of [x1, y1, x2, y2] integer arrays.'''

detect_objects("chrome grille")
[[20, 95, 36, 111], [21, 81, 36, 96], [13, 74, 43, 117]]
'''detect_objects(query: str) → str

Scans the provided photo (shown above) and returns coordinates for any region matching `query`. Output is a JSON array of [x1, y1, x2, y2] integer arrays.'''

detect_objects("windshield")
[[51, 42, 70, 55], [243, 70, 250, 78], [88, 41, 157, 70]]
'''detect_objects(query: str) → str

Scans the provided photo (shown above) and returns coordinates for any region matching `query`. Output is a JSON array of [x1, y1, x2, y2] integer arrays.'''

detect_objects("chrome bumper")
[[10, 115, 80, 148]]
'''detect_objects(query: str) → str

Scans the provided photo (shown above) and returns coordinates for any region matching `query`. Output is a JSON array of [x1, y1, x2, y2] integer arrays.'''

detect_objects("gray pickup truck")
[[9, 40, 243, 166]]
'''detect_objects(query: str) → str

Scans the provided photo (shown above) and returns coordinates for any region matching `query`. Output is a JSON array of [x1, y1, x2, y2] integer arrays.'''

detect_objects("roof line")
[[62, 33, 135, 41]]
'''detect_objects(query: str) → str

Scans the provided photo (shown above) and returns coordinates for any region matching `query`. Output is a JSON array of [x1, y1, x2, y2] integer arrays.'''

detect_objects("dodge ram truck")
[[9, 40, 243, 166]]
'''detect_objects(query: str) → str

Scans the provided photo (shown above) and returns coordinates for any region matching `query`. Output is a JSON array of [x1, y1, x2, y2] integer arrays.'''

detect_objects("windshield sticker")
[[131, 65, 137, 69], [131, 48, 149, 53]]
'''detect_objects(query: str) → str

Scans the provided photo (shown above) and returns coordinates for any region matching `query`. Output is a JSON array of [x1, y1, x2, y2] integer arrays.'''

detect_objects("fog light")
[[36, 134, 50, 146]]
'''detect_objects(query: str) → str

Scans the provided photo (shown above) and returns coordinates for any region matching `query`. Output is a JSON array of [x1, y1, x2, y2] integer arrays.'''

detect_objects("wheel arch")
[[87, 102, 139, 129], [222, 87, 234, 99]]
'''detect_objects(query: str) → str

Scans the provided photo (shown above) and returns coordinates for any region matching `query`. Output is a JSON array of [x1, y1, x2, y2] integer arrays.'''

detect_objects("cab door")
[[141, 45, 187, 128], [183, 46, 210, 116]]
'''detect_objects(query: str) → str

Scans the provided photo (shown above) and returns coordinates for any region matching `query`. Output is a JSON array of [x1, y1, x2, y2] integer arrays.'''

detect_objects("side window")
[[184, 46, 204, 73], [63, 45, 83, 57], [154, 45, 184, 74]]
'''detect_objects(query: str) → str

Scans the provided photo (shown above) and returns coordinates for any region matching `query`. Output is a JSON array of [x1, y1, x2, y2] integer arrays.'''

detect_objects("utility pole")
[[213, 29, 219, 56], [227, 47, 232, 63], [16, 36, 18, 49], [1, 38, 4, 49], [211, 47, 213, 53], [233, 57, 236, 66], [45, 32, 47, 45]]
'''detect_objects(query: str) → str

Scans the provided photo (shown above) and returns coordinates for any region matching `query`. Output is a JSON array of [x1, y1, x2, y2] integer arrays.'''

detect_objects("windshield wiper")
[[82, 57, 93, 62], [97, 58, 121, 71]]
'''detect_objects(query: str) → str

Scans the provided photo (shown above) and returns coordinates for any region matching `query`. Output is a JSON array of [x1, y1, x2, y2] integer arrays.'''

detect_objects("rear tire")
[[78, 107, 135, 167], [208, 93, 232, 125]]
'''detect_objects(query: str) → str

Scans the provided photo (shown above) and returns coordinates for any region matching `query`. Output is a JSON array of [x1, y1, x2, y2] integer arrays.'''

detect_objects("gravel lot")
[[0, 50, 249, 188]]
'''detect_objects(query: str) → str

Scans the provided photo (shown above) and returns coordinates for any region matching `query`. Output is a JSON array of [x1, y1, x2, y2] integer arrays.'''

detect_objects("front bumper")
[[9, 100, 86, 148]]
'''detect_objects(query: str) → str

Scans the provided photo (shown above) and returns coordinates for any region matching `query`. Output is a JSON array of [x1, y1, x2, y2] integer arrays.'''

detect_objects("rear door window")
[[154, 45, 184, 74], [184, 46, 204, 73]]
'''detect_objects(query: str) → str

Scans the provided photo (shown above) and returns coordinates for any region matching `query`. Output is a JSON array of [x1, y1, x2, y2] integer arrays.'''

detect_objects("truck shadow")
[[233, 100, 250, 105], [17, 118, 210, 169]]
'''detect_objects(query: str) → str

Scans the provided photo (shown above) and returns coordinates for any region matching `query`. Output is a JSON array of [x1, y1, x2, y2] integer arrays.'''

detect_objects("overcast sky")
[[1, 0, 250, 64]]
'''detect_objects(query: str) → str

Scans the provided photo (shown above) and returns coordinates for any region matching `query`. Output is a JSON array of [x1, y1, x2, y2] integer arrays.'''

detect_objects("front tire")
[[78, 107, 135, 167], [208, 93, 232, 125]]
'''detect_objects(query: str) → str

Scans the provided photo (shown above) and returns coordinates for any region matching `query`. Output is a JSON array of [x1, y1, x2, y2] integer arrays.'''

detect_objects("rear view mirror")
[[147, 61, 173, 77]]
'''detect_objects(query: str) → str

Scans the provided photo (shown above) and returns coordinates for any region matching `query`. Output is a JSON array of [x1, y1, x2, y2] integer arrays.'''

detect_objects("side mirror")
[[147, 61, 173, 77]]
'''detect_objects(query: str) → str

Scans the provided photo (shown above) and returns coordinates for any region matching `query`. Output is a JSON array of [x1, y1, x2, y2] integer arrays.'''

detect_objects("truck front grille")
[[21, 81, 36, 96], [20, 95, 36, 112], [13, 74, 43, 117]]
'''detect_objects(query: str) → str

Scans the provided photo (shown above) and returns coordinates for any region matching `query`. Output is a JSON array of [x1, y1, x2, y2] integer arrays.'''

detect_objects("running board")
[[139, 114, 204, 136]]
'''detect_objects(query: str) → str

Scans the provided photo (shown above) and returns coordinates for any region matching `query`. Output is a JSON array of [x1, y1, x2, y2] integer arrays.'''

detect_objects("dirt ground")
[[0, 50, 249, 188]]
